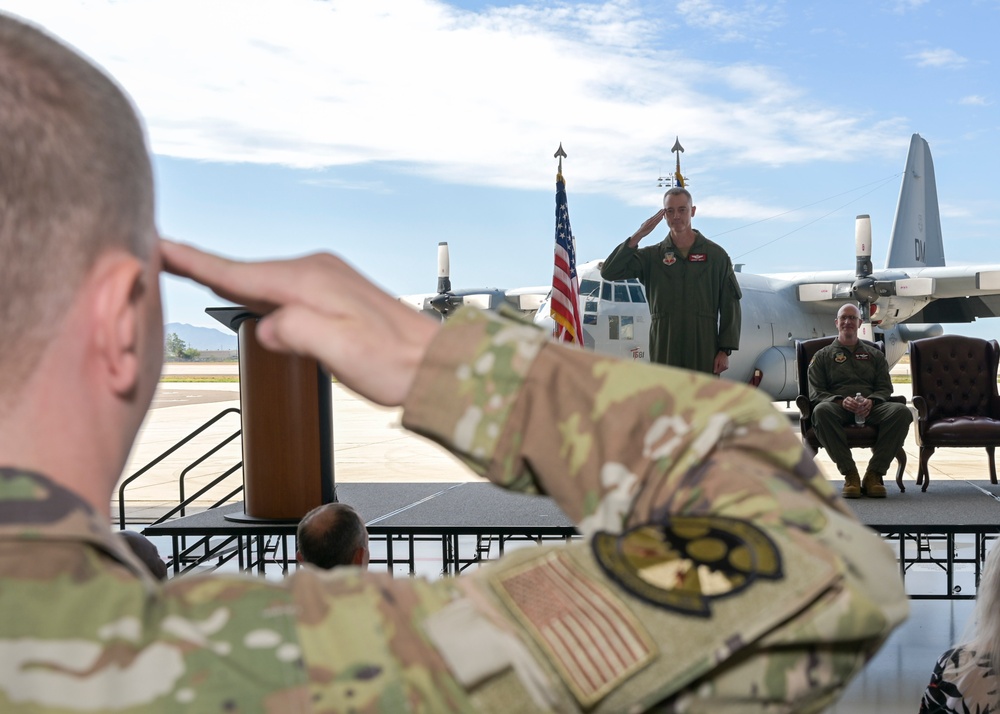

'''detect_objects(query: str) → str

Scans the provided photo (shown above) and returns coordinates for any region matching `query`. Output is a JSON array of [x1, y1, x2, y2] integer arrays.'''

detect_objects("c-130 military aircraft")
[[401, 134, 1000, 402]]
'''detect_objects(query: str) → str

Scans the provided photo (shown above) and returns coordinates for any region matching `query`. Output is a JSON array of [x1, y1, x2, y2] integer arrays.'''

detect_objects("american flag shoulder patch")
[[491, 550, 655, 707]]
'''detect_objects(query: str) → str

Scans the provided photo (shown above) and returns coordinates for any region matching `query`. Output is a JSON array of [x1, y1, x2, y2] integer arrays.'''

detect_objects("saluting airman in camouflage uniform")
[[0, 14, 907, 714]]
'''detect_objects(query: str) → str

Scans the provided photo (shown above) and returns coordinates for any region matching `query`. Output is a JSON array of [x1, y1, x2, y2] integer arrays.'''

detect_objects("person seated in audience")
[[920, 541, 1000, 712], [118, 530, 169, 580], [296, 503, 369, 570]]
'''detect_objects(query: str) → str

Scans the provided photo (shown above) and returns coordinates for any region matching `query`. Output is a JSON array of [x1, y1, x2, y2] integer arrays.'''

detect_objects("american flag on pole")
[[551, 171, 584, 345]]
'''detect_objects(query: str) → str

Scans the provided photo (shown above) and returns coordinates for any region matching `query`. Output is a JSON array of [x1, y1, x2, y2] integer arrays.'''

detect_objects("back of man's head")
[[0, 14, 154, 402], [119, 530, 168, 581], [296, 503, 369, 570]]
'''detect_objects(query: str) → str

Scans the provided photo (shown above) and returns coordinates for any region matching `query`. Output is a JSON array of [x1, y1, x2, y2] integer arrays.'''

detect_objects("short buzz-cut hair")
[[663, 187, 693, 203], [297, 503, 368, 570], [0, 14, 154, 397]]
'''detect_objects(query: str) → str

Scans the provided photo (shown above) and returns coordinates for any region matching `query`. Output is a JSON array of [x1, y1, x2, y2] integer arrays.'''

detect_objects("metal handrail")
[[149, 466, 244, 527], [117, 407, 241, 529], [177, 431, 242, 518]]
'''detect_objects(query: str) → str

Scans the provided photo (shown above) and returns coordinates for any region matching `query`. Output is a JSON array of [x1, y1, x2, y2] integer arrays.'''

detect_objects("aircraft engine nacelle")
[[753, 346, 798, 402]]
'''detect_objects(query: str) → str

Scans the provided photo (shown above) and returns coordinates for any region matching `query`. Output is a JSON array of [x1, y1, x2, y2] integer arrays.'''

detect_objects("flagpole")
[[550, 144, 584, 346]]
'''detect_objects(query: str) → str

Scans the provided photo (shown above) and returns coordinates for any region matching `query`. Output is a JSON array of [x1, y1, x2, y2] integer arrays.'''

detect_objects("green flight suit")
[[807, 339, 913, 477], [601, 230, 742, 373], [0, 309, 906, 713]]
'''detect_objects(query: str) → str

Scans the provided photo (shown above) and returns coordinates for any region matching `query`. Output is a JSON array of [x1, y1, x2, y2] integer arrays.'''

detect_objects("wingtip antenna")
[[554, 142, 567, 174]]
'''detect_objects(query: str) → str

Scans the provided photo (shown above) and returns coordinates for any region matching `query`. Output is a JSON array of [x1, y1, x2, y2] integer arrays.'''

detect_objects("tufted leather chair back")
[[909, 334, 1000, 490], [910, 335, 1000, 422]]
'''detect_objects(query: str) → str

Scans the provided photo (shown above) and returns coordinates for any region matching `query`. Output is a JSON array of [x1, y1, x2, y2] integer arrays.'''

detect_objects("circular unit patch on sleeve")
[[592, 515, 783, 617]]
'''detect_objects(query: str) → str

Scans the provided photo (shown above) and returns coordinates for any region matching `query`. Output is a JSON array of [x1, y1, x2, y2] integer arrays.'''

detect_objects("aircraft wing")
[[505, 286, 550, 313], [893, 264, 1000, 323], [770, 264, 1000, 326]]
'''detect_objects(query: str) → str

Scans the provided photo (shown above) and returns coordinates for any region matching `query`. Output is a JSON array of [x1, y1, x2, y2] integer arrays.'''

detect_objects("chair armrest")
[[794, 395, 812, 418], [911, 395, 928, 420]]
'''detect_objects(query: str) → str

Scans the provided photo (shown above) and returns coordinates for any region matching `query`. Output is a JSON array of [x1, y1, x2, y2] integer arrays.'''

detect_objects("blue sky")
[[5, 0, 999, 334]]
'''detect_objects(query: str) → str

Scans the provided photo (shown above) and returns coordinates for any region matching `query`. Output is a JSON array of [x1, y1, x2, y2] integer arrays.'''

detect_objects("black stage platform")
[[143, 480, 1000, 599]]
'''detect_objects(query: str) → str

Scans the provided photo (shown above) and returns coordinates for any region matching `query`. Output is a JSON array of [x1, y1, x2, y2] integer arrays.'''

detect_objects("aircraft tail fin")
[[884, 133, 946, 269]]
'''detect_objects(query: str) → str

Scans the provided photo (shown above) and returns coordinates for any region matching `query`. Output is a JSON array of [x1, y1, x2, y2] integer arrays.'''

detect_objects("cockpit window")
[[601, 281, 612, 301], [579, 279, 600, 298], [621, 315, 634, 340], [614, 283, 630, 302], [627, 284, 645, 303]]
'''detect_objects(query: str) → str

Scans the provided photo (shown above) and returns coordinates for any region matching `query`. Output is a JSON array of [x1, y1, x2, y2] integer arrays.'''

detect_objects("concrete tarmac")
[[116, 363, 988, 524]]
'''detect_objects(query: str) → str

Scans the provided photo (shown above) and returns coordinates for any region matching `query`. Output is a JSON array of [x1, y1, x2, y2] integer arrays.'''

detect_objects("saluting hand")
[[627, 209, 665, 247], [159, 239, 440, 408]]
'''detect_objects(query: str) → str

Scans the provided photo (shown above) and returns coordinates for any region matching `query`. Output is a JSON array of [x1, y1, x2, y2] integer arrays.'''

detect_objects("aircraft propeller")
[[798, 214, 935, 327], [427, 242, 465, 318]]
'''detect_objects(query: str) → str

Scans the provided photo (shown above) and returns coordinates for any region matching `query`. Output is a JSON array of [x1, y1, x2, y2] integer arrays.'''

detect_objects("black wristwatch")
[[722, 349, 732, 356]]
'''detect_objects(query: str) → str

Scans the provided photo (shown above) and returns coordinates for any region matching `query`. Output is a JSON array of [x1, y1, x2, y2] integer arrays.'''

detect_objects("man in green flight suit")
[[601, 187, 742, 374], [0, 14, 906, 713], [808, 303, 913, 498]]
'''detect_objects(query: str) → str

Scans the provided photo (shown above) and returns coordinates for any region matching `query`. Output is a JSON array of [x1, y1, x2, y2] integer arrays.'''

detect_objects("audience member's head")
[[118, 530, 168, 580], [921, 540, 1000, 712], [296, 503, 369, 570], [0, 14, 162, 516], [961, 540, 1000, 667], [0, 15, 157, 403]]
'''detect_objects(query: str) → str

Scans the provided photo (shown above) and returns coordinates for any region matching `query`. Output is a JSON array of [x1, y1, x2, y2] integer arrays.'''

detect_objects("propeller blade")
[[437, 242, 451, 294], [855, 214, 873, 278]]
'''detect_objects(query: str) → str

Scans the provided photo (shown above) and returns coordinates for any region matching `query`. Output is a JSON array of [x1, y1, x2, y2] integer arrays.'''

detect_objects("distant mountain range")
[[165, 323, 237, 351]]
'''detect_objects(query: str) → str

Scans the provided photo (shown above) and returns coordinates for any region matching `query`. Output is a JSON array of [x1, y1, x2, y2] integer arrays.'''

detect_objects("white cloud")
[[1, 0, 904, 205], [891, 0, 929, 13], [959, 95, 992, 106], [907, 47, 969, 68], [300, 177, 393, 193], [676, 0, 785, 41]]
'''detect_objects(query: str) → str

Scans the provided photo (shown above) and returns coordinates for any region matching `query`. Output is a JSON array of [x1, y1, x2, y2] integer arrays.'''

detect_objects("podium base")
[[224, 512, 301, 524]]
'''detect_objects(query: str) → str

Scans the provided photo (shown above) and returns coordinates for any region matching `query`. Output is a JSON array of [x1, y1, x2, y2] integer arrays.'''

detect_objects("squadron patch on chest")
[[591, 516, 783, 617], [834, 353, 848, 363], [663, 252, 677, 265], [688, 253, 707, 262]]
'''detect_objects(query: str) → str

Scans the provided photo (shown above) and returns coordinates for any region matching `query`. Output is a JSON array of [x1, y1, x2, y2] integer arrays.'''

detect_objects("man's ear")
[[690, 205, 697, 218], [91, 255, 146, 398]]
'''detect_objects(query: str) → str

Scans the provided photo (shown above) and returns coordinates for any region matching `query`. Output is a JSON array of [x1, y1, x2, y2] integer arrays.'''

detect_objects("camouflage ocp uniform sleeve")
[[403, 308, 908, 713]]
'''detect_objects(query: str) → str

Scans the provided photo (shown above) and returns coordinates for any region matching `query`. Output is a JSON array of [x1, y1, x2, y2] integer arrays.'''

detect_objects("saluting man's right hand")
[[629, 209, 666, 246]]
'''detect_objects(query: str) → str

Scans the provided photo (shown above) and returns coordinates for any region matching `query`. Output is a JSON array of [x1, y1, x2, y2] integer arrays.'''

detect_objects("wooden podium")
[[209, 308, 335, 522]]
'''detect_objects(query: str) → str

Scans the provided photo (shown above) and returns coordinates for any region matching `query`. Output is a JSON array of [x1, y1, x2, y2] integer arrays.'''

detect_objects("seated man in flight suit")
[[808, 303, 913, 498]]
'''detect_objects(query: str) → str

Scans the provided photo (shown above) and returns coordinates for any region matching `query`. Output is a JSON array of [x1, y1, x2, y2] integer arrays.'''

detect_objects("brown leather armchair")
[[795, 336, 908, 492], [909, 334, 1000, 491]]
